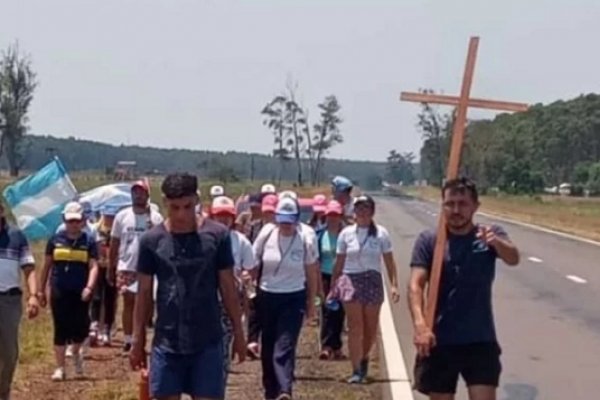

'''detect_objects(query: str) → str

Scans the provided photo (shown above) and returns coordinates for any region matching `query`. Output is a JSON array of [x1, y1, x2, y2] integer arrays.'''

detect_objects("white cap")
[[63, 201, 83, 220], [211, 196, 236, 215], [275, 197, 300, 224], [261, 183, 276, 194], [278, 190, 298, 201], [209, 185, 225, 198]]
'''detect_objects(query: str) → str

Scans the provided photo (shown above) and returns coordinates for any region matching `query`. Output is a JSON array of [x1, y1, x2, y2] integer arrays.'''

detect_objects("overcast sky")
[[1, 0, 599, 162]]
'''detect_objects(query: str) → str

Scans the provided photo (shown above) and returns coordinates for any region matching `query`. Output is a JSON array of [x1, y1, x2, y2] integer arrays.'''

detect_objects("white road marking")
[[566, 275, 587, 284], [380, 284, 414, 399], [527, 256, 543, 263]]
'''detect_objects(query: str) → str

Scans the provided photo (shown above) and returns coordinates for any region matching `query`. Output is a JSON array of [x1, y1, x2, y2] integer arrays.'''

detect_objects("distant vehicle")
[[558, 183, 572, 196]]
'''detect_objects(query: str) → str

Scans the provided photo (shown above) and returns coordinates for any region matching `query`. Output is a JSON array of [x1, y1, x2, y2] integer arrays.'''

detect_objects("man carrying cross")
[[408, 178, 520, 400]]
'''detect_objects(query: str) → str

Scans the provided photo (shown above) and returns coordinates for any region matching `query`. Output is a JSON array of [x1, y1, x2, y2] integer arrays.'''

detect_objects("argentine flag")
[[3, 158, 77, 241]]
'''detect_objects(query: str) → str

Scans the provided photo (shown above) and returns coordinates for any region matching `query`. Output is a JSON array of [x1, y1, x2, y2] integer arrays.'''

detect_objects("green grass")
[[404, 186, 600, 241]]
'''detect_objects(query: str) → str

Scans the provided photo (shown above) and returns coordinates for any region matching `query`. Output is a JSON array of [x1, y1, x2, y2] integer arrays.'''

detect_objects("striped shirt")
[[0, 222, 35, 292]]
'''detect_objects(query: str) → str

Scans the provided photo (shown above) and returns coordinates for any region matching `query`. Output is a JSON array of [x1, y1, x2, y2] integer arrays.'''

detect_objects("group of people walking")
[[0, 173, 520, 400]]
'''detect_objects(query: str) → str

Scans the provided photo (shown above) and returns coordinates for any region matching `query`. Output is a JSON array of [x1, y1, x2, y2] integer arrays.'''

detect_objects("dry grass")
[[405, 186, 600, 241]]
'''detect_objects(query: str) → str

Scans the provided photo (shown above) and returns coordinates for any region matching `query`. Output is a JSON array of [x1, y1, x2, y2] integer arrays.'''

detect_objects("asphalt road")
[[376, 195, 600, 400]]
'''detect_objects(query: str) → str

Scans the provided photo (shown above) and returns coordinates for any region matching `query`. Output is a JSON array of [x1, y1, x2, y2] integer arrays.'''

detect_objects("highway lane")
[[377, 195, 600, 400]]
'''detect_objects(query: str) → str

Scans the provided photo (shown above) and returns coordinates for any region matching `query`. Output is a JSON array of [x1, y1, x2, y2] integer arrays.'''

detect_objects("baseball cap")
[[261, 183, 276, 194], [101, 204, 120, 217], [248, 193, 262, 206], [331, 176, 353, 192], [354, 194, 375, 209], [261, 194, 278, 213], [132, 179, 150, 193], [80, 201, 93, 217], [278, 190, 298, 201], [325, 200, 343, 216], [275, 197, 300, 224], [63, 201, 83, 221], [211, 196, 236, 216], [312, 194, 327, 213], [210, 185, 225, 198]]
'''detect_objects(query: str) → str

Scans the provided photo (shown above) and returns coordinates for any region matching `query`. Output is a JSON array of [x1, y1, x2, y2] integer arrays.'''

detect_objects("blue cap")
[[331, 176, 353, 192], [101, 204, 120, 216], [275, 197, 300, 224]]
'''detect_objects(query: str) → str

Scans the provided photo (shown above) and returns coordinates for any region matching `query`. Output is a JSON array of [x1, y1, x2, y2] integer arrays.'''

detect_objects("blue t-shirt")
[[318, 230, 338, 275], [46, 231, 98, 292], [137, 219, 234, 355], [410, 224, 508, 346]]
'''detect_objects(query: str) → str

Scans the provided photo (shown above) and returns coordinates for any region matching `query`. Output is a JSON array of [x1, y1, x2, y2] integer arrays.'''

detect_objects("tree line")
[[415, 90, 600, 195], [0, 44, 385, 189]]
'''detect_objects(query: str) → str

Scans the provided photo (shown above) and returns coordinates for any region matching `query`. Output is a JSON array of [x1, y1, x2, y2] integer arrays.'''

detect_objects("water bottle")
[[325, 298, 340, 311]]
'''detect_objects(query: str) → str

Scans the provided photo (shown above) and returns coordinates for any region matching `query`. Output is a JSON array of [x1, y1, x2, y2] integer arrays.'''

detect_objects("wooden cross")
[[400, 36, 529, 329]]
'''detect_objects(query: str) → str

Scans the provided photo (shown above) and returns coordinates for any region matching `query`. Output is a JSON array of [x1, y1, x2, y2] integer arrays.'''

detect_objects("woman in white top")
[[332, 194, 400, 384], [209, 196, 255, 387], [253, 196, 319, 400]]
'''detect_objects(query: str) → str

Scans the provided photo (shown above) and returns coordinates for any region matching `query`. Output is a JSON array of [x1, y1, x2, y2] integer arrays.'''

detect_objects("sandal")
[[319, 348, 332, 360]]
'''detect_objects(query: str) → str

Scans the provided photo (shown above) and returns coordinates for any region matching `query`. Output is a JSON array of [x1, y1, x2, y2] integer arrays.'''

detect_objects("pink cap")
[[262, 194, 278, 213], [211, 196, 236, 216], [313, 194, 327, 213], [325, 200, 343, 216], [132, 178, 150, 193]]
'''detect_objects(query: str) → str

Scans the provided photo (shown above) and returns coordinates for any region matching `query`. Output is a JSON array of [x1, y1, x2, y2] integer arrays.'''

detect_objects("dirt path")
[[12, 317, 384, 400]]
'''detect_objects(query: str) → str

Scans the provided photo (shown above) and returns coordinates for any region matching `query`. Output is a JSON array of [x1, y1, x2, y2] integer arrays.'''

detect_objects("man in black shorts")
[[408, 178, 520, 400]]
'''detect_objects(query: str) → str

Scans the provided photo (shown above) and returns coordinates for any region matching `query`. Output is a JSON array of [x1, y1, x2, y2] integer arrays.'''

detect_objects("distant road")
[[377, 195, 600, 400]]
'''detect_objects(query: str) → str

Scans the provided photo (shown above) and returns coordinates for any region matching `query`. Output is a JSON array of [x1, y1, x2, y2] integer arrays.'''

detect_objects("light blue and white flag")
[[3, 158, 77, 241], [78, 182, 134, 213]]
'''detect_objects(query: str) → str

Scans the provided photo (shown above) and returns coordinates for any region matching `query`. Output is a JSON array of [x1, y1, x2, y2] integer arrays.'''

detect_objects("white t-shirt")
[[253, 224, 318, 293], [337, 224, 392, 274], [111, 207, 164, 273], [230, 230, 255, 275]]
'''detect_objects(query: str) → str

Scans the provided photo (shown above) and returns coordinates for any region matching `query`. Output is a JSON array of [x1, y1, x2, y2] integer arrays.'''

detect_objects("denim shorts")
[[150, 343, 225, 399]]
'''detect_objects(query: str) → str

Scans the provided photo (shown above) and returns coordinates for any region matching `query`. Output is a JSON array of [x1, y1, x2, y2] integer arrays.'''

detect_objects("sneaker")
[[276, 394, 292, 400], [51, 367, 66, 381], [74, 354, 84, 377], [65, 345, 73, 358], [122, 342, 132, 356], [360, 358, 369, 378], [347, 371, 364, 384], [319, 348, 332, 360], [246, 342, 260, 360], [100, 333, 112, 347]]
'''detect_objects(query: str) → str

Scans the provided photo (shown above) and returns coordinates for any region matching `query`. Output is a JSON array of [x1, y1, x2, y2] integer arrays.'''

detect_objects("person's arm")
[[130, 234, 156, 370], [133, 274, 153, 350], [304, 233, 320, 314], [332, 229, 348, 282], [38, 239, 56, 307], [217, 232, 246, 363], [479, 225, 520, 266], [18, 234, 39, 318], [407, 232, 436, 357], [407, 267, 429, 331], [108, 215, 122, 284], [83, 239, 100, 301]]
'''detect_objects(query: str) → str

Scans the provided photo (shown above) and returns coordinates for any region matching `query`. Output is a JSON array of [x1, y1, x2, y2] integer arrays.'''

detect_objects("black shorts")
[[413, 342, 502, 395]]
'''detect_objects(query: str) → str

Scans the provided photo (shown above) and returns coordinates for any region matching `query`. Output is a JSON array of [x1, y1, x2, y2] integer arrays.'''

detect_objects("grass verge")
[[404, 186, 600, 242]]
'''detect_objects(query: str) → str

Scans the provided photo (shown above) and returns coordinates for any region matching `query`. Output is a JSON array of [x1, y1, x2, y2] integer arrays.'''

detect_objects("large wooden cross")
[[400, 37, 529, 329]]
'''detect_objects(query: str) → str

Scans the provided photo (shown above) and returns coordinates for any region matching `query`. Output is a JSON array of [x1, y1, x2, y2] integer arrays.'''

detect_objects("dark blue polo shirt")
[[137, 219, 234, 355], [46, 230, 98, 292], [410, 224, 509, 346]]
